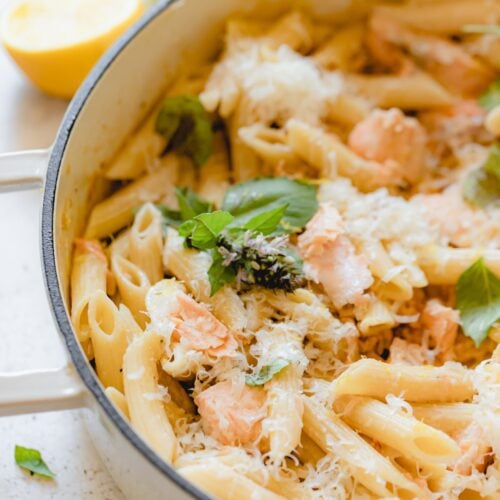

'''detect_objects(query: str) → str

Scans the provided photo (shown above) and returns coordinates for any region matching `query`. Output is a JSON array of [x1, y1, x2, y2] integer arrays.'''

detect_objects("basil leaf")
[[15, 445, 55, 479], [155, 95, 213, 166], [208, 248, 237, 295], [479, 79, 500, 112], [463, 25, 500, 36], [222, 177, 318, 233], [242, 204, 288, 235], [245, 358, 290, 386], [176, 187, 212, 220], [463, 143, 500, 208], [155, 204, 182, 228], [456, 258, 500, 347], [179, 210, 234, 249]]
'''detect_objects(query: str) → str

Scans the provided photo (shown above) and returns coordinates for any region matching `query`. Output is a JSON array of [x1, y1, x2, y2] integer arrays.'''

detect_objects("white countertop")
[[0, 30, 124, 500]]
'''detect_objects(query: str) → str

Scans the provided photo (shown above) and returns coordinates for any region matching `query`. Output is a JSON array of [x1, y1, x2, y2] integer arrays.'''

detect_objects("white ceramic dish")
[[0, 1, 376, 497]]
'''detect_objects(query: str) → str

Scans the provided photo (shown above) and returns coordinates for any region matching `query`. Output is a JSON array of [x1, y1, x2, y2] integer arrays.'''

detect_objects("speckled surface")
[[0, 32, 124, 500]]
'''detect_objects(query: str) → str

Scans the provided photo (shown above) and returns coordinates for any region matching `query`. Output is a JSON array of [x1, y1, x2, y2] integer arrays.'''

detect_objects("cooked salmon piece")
[[421, 299, 459, 362], [171, 293, 238, 357], [348, 108, 428, 183], [298, 203, 373, 308], [414, 185, 500, 249], [196, 380, 266, 446]]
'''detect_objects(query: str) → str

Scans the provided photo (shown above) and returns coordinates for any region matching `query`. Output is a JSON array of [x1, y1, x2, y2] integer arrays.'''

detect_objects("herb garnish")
[[179, 207, 305, 294], [156, 187, 213, 231], [14, 445, 55, 479], [478, 79, 500, 112], [463, 25, 500, 37], [155, 95, 213, 166], [245, 358, 291, 386], [463, 143, 500, 208], [222, 177, 318, 233], [456, 258, 500, 347]]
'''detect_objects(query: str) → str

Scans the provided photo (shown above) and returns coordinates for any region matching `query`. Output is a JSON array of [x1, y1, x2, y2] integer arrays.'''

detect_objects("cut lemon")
[[1, 0, 144, 99]]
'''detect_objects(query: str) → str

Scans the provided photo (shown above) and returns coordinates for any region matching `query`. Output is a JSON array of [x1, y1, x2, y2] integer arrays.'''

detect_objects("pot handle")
[[0, 148, 49, 192], [0, 148, 86, 416]]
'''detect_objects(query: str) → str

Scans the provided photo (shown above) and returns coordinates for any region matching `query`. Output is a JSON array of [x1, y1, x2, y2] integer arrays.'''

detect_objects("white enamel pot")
[[0, 0, 369, 497]]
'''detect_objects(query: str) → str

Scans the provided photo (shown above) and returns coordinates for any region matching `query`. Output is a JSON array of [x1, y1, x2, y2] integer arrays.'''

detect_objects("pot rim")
[[41, 2, 208, 498]]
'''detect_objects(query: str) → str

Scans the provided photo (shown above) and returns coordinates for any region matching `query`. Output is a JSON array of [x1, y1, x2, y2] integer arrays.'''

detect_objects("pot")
[[0, 0, 374, 497]]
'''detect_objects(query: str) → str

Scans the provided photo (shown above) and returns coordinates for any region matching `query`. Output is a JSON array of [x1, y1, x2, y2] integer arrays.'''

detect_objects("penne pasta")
[[111, 255, 150, 328], [335, 396, 461, 465], [418, 245, 500, 285], [196, 132, 230, 208], [331, 358, 475, 403], [412, 403, 476, 434], [70, 239, 108, 344], [123, 331, 177, 463], [88, 290, 129, 391], [350, 72, 453, 110], [177, 462, 285, 500], [129, 203, 164, 285], [374, 1, 500, 35], [303, 397, 427, 497], [104, 386, 130, 419], [286, 119, 402, 191], [86, 157, 179, 239]]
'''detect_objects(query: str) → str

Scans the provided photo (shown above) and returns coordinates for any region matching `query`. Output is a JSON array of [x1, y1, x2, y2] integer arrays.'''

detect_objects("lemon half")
[[1, 0, 144, 99]]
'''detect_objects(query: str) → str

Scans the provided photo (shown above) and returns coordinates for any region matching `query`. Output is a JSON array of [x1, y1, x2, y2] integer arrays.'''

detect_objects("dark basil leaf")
[[176, 187, 212, 220], [155, 95, 213, 166]]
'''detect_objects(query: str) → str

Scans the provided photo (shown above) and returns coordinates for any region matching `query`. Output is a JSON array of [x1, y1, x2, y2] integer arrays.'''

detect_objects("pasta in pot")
[[71, 4, 500, 499]]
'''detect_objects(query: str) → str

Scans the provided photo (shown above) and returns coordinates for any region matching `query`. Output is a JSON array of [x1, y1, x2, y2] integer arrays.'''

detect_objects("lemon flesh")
[[1, 0, 144, 99]]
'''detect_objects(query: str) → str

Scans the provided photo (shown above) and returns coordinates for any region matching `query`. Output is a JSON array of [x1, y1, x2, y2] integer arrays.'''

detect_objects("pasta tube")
[[331, 358, 474, 403], [177, 463, 285, 500], [129, 203, 163, 285], [412, 403, 476, 434], [88, 290, 129, 391], [111, 255, 150, 328], [70, 239, 107, 344], [303, 397, 426, 497], [86, 158, 179, 239], [335, 396, 461, 465], [123, 331, 177, 463], [418, 245, 500, 285]]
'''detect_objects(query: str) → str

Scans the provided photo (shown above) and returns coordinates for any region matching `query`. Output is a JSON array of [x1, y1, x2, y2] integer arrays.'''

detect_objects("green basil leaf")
[[478, 79, 500, 112], [155, 95, 213, 166], [178, 219, 196, 237], [463, 24, 500, 36], [245, 358, 290, 386], [484, 143, 500, 177], [463, 143, 500, 208], [180, 210, 234, 249], [243, 204, 288, 235], [15, 445, 55, 479], [176, 187, 212, 220], [222, 177, 318, 233], [208, 248, 237, 295], [456, 258, 500, 347]]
